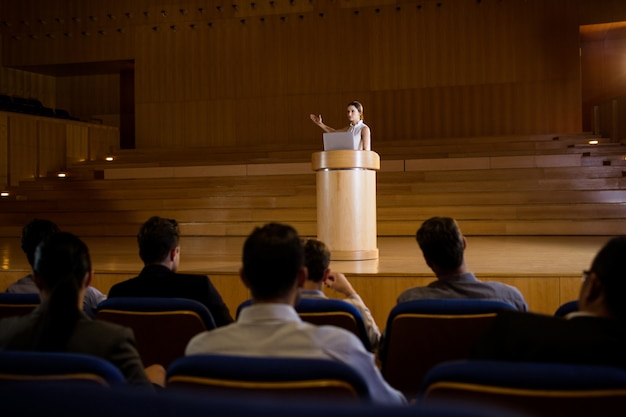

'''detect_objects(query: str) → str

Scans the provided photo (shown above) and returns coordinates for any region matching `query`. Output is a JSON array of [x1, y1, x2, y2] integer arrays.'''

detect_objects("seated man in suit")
[[301, 238, 381, 351], [471, 236, 626, 369], [108, 216, 233, 327], [6, 218, 106, 317], [186, 222, 406, 405], [396, 216, 528, 311], [0, 232, 163, 387]]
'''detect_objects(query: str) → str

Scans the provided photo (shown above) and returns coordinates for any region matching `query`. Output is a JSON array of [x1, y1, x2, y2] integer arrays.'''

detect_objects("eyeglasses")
[[582, 270, 592, 282]]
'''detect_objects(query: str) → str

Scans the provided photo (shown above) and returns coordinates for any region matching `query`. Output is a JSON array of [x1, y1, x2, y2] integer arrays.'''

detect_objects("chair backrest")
[[2, 381, 524, 417], [420, 360, 626, 417], [166, 354, 371, 402], [0, 351, 126, 387], [0, 293, 40, 319], [95, 297, 215, 367], [380, 299, 515, 397], [554, 299, 579, 317], [237, 298, 371, 350]]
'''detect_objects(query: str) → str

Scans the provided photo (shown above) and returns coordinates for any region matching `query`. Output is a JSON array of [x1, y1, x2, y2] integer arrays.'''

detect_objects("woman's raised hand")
[[309, 113, 323, 125]]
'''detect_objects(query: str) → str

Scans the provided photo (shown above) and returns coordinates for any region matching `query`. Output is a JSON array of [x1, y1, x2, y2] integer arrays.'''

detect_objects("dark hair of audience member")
[[31, 232, 91, 351], [589, 236, 626, 322], [137, 216, 179, 264], [21, 219, 60, 267], [303, 239, 330, 283], [242, 223, 304, 301], [416, 216, 464, 271]]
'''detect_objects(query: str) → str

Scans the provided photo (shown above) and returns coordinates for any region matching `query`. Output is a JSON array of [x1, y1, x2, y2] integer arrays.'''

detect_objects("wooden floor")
[[0, 234, 609, 326]]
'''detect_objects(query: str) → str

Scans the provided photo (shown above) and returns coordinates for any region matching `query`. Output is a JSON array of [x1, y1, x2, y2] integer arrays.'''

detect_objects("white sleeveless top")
[[348, 120, 369, 150]]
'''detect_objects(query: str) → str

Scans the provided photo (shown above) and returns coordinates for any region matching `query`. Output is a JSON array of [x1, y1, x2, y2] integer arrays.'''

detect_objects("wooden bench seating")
[[2, 133, 626, 238]]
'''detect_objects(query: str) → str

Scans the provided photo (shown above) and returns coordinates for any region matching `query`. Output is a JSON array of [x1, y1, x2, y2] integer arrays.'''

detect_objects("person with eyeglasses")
[[470, 236, 626, 369]]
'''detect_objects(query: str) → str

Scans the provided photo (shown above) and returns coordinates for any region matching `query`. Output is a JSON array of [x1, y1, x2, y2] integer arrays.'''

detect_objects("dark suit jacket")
[[0, 305, 151, 386], [108, 265, 234, 327], [471, 309, 626, 369]]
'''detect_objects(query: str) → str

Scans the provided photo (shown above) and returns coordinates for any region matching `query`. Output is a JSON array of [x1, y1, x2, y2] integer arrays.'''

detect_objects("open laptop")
[[323, 132, 359, 151]]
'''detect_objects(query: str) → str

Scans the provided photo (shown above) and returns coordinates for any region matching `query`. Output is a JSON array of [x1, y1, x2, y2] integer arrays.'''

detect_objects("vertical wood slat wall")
[[1, 0, 626, 150], [0, 112, 118, 187]]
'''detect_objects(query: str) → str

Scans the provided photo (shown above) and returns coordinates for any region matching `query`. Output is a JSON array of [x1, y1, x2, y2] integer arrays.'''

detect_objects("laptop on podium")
[[323, 132, 360, 151]]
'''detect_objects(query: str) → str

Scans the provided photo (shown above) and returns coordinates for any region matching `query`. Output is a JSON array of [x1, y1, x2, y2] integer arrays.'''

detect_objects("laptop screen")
[[323, 132, 359, 151]]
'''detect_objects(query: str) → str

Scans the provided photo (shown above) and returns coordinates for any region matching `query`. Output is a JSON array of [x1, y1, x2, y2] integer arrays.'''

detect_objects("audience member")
[[471, 236, 626, 369], [186, 223, 405, 405], [0, 232, 163, 387], [396, 216, 528, 311], [301, 238, 381, 350], [6, 219, 106, 317], [108, 216, 233, 327]]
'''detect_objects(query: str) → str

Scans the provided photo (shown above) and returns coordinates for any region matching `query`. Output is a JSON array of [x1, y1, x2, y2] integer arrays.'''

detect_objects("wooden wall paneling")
[[605, 37, 626, 98], [207, 98, 236, 147], [188, 99, 209, 147], [581, 38, 607, 133], [134, 25, 160, 104], [135, 102, 159, 148], [57, 74, 120, 123], [559, 276, 582, 307], [235, 18, 262, 99], [165, 28, 184, 102], [209, 20, 237, 99], [187, 24, 208, 102], [346, 276, 434, 332], [208, 274, 251, 319], [484, 276, 560, 315], [368, 6, 400, 91], [235, 96, 287, 146], [294, 92, 346, 146], [88, 125, 119, 160], [0, 114, 7, 187], [483, 2, 516, 85], [37, 119, 66, 177], [8, 115, 38, 186], [276, 15, 298, 96], [286, 13, 320, 97], [65, 123, 89, 165]]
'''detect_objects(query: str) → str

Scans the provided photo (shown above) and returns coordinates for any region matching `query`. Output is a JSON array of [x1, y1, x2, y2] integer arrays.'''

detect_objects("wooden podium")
[[311, 150, 380, 261]]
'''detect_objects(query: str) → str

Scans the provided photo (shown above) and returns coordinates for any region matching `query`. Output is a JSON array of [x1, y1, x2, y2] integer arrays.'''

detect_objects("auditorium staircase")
[[1, 132, 626, 239]]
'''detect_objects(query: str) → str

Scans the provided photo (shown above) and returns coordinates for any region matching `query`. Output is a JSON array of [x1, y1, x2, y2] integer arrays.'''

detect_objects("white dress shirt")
[[186, 303, 405, 405]]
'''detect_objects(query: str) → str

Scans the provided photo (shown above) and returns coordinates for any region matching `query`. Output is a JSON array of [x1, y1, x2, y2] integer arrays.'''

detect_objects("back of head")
[[21, 219, 60, 267], [589, 236, 626, 321], [303, 239, 330, 283], [242, 223, 304, 301], [137, 216, 179, 264], [416, 216, 464, 271], [29, 232, 91, 351]]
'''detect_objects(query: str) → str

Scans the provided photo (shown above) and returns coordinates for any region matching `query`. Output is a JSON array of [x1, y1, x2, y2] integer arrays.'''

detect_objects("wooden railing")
[[594, 94, 626, 143], [0, 112, 118, 188]]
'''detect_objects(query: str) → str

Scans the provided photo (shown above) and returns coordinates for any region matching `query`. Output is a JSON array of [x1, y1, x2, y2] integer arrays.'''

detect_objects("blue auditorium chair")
[[0, 351, 126, 387], [379, 299, 515, 397], [237, 298, 372, 350], [0, 292, 40, 319], [95, 297, 215, 367], [554, 299, 578, 317], [166, 354, 371, 402], [419, 360, 626, 417], [2, 380, 526, 417]]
